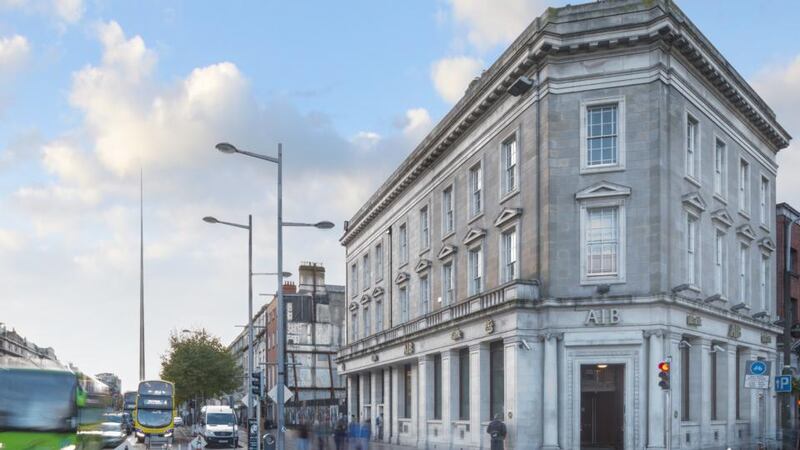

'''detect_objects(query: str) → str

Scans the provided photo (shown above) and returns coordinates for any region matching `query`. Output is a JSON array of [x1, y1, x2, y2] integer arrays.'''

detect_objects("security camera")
[[679, 339, 692, 349], [519, 339, 532, 351], [711, 344, 726, 353]]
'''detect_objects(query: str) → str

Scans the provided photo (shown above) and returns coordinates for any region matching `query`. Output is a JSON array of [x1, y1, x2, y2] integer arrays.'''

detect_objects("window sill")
[[452, 420, 470, 425], [499, 189, 520, 205], [684, 175, 701, 189], [713, 193, 727, 205], [398, 262, 408, 270], [468, 212, 484, 225], [579, 164, 625, 175], [738, 210, 751, 220], [427, 420, 443, 424], [580, 276, 626, 286]]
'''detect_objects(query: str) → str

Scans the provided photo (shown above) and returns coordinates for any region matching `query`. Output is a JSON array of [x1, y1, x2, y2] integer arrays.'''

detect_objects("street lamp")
[[214, 141, 334, 450], [203, 213, 255, 440]]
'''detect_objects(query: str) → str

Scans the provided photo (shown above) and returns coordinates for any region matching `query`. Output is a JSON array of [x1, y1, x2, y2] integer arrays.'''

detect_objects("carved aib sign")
[[585, 308, 621, 326], [404, 342, 415, 355]]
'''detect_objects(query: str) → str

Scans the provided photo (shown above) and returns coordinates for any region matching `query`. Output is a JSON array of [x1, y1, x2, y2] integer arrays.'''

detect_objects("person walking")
[[333, 414, 347, 450], [374, 413, 383, 441], [486, 414, 507, 450], [359, 417, 371, 449], [297, 421, 311, 450]]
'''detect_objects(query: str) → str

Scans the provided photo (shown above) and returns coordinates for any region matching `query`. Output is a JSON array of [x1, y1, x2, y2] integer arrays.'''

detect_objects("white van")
[[200, 405, 238, 448]]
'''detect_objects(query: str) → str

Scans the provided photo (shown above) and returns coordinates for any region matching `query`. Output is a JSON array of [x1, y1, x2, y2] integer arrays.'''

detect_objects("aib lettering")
[[585, 308, 621, 326]]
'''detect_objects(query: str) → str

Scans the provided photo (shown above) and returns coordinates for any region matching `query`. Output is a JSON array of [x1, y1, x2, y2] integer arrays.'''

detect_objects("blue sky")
[[1, 0, 799, 391]]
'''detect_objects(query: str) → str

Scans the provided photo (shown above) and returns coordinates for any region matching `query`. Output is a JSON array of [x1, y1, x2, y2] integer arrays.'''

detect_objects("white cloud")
[[352, 131, 382, 151], [751, 55, 800, 207], [0, 34, 30, 75], [430, 56, 482, 104], [0, 228, 24, 251], [448, 0, 546, 50], [53, 0, 83, 23], [402, 108, 433, 141]]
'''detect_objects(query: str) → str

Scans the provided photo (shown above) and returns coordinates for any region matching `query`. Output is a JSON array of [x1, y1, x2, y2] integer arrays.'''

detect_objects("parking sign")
[[776, 375, 793, 393]]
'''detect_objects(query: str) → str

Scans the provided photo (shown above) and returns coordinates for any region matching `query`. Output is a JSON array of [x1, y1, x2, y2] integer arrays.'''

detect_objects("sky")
[[1, 0, 799, 393]]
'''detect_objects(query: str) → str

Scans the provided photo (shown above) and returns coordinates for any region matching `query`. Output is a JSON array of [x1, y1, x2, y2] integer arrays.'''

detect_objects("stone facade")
[[337, 1, 791, 450]]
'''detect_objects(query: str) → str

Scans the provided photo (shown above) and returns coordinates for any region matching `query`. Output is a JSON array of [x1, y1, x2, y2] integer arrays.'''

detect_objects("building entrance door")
[[580, 364, 624, 450]]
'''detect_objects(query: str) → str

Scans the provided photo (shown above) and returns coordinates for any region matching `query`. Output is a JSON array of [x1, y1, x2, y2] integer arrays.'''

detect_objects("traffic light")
[[251, 371, 262, 397], [658, 361, 670, 390]]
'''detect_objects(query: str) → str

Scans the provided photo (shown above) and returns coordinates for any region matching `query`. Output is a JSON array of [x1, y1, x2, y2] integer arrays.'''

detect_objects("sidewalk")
[[250, 430, 415, 450]]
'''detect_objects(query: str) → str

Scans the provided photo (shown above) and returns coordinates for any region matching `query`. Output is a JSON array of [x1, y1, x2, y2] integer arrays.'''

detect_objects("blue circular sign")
[[751, 361, 767, 375]]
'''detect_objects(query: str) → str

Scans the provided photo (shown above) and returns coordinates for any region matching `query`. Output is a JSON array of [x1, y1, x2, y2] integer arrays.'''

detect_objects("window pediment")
[[348, 301, 359, 312], [758, 237, 776, 253], [371, 286, 384, 298], [736, 224, 756, 242], [360, 294, 371, 305], [681, 191, 707, 214], [415, 258, 432, 273], [394, 271, 410, 284], [711, 208, 733, 229], [494, 208, 522, 228], [438, 244, 457, 260], [575, 181, 631, 201], [462, 228, 486, 246]]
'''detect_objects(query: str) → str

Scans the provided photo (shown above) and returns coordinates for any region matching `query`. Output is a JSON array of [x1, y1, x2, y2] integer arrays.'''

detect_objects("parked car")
[[174, 416, 183, 426], [121, 411, 134, 434], [99, 421, 127, 448]]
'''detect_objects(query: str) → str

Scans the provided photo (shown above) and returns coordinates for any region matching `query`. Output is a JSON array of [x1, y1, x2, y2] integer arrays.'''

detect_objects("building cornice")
[[340, 0, 790, 247]]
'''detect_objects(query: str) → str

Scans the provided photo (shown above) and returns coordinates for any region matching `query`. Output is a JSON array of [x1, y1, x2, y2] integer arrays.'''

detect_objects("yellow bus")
[[133, 380, 175, 445]]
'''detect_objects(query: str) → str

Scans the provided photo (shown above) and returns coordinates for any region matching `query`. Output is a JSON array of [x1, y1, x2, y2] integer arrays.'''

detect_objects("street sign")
[[267, 384, 294, 404], [776, 375, 793, 393], [248, 418, 259, 450], [744, 360, 771, 389]]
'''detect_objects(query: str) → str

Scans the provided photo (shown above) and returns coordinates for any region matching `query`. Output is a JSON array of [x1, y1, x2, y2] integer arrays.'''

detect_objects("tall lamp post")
[[202, 214, 255, 448], [215, 141, 334, 450]]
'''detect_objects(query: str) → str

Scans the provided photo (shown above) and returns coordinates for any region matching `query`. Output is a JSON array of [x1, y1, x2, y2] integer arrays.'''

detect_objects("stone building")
[[0, 323, 58, 363], [336, 1, 791, 449]]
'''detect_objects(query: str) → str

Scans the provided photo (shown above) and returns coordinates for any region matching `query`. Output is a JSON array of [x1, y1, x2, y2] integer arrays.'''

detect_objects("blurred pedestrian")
[[297, 421, 311, 450], [359, 417, 371, 449], [313, 418, 328, 450], [333, 414, 347, 450], [375, 413, 383, 441], [348, 415, 358, 449], [486, 413, 507, 450]]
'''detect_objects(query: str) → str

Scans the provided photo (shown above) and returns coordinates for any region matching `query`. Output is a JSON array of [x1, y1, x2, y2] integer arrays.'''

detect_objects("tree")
[[160, 329, 240, 405]]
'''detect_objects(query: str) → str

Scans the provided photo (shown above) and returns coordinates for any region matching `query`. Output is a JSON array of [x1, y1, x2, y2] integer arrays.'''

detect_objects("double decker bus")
[[0, 356, 80, 450], [122, 391, 137, 433], [134, 380, 175, 445]]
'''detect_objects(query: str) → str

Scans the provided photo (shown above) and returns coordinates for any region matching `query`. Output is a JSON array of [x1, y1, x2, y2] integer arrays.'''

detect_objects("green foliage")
[[160, 329, 240, 405]]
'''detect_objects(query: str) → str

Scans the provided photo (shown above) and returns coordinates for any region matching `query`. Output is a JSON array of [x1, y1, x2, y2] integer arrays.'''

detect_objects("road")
[[112, 426, 198, 450]]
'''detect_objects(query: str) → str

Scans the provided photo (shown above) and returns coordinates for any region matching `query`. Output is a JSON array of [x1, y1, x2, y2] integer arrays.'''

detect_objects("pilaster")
[[645, 329, 666, 450], [442, 350, 457, 444], [470, 342, 490, 447], [542, 333, 561, 450]]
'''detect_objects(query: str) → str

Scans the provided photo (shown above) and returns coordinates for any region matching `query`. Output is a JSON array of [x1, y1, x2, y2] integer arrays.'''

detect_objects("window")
[[489, 341, 504, 419], [399, 286, 409, 323], [443, 186, 454, 235], [760, 177, 770, 226], [375, 243, 384, 281], [364, 373, 372, 404], [739, 159, 750, 213], [420, 276, 430, 316], [715, 230, 726, 295], [710, 350, 718, 420], [458, 348, 470, 420], [714, 139, 726, 197], [761, 255, 769, 312], [351, 311, 358, 341], [420, 206, 430, 249], [398, 223, 408, 264], [740, 244, 749, 305], [468, 246, 483, 295], [586, 104, 618, 166], [376, 371, 384, 404], [687, 215, 698, 286], [363, 306, 370, 336], [681, 343, 690, 421], [363, 253, 371, 289], [350, 263, 358, 297], [442, 261, 454, 305], [735, 348, 742, 419], [686, 115, 699, 180], [375, 300, 384, 332], [501, 136, 518, 194], [792, 248, 799, 274], [501, 227, 517, 283], [586, 206, 619, 277], [433, 354, 442, 420], [402, 364, 412, 419], [469, 164, 482, 216]]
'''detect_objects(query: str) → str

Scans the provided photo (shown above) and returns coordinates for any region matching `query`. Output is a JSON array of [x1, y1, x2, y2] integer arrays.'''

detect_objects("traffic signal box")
[[251, 371, 262, 397], [658, 361, 670, 390]]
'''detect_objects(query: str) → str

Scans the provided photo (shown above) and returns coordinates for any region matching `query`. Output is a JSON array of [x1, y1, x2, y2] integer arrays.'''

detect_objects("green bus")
[[0, 356, 80, 450]]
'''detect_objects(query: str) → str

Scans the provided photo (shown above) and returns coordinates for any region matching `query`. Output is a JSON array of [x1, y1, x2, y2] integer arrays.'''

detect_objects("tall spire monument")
[[139, 168, 145, 381]]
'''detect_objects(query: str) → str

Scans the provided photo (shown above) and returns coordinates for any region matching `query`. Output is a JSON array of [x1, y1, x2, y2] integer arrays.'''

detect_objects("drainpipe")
[[386, 226, 393, 441]]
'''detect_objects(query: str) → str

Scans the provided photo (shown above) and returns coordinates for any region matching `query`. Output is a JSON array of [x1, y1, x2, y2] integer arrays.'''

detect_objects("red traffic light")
[[658, 361, 670, 372]]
